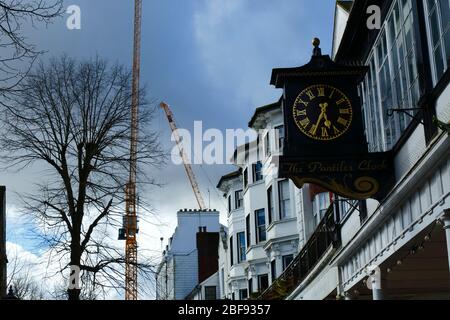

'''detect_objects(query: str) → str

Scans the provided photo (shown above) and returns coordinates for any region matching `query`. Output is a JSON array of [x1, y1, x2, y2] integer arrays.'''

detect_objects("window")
[[359, 0, 420, 151], [252, 161, 263, 182], [425, 0, 450, 84], [282, 254, 294, 271], [237, 232, 246, 263], [248, 278, 253, 294], [265, 133, 271, 157], [204, 286, 217, 300], [278, 180, 291, 219], [313, 192, 331, 225], [255, 209, 266, 243], [229, 235, 234, 266], [257, 274, 269, 292], [246, 214, 251, 248], [267, 186, 274, 225], [239, 289, 248, 300], [275, 125, 284, 152], [235, 190, 243, 209], [271, 260, 277, 282], [227, 195, 232, 213], [243, 168, 248, 189]]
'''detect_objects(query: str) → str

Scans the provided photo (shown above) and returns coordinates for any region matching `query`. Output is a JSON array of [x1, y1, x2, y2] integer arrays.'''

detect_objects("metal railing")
[[258, 203, 341, 300]]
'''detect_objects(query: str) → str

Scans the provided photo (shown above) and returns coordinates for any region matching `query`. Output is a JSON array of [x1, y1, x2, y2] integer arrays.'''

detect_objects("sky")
[[1, 0, 336, 298]]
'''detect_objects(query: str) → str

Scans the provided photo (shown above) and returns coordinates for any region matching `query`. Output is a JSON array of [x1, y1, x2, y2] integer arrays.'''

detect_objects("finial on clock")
[[312, 37, 322, 57]]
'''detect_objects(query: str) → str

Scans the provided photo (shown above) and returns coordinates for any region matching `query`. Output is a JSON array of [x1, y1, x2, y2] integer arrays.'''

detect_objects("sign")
[[271, 39, 394, 201]]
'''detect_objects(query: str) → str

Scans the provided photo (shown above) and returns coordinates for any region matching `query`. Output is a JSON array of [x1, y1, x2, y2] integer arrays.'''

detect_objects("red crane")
[[160, 102, 207, 210], [119, 0, 142, 300]]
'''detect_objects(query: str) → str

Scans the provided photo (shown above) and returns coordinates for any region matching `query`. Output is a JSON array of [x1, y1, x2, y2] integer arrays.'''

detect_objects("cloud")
[[193, 0, 312, 108]]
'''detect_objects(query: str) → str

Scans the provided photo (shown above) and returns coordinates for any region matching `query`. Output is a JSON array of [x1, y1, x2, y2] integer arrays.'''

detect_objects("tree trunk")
[[68, 232, 81, 300]]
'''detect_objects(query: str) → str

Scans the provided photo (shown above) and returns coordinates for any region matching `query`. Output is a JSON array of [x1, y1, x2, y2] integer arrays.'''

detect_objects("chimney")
[[196, 230, 219, 283]]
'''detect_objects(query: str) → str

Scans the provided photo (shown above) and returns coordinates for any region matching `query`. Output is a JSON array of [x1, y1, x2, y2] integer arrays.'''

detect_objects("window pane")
[[205, 286, 217, 300], [282, 254, 294, 270], [255, 209, 266, 242], [439, 0, 450, 33], [445, 29, 450, 65]]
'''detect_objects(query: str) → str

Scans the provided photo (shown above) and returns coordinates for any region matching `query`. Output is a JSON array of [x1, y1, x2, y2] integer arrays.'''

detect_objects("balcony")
[[258, 203, 341, 300]]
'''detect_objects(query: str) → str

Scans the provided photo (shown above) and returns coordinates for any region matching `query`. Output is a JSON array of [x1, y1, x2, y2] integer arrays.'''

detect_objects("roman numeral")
[[339, 108, 351, 114], [337, 117, 349, 126], [309, 125, 317, 135], [295, 109, 307, 117], [305, 90, 315, 100], [317, 87, 325, 97], [296, 98, 309, 107], [329, 89, 335, 99], [299, 118, 310, 128], [333, 126, 340, 134], [336, 97, 347, 105], [321, 127, 328, 137]]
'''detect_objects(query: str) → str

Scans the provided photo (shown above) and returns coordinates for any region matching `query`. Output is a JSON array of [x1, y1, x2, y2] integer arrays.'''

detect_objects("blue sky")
[[2, 0, 336, 297]]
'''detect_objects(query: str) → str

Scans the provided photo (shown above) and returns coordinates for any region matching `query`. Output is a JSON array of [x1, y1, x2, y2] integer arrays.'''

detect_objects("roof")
[[271, 52, 368, 88], [337, 0, 353, 13], [216, 169, 241, 189], [333, 0, 383, 63], [248, 98, 282, 128]]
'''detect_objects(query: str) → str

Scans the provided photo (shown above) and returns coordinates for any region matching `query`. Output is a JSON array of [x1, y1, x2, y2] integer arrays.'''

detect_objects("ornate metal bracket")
[[387, 108, 424, 125], [433, 117, 450, 135], [334, 199, 361, 214]]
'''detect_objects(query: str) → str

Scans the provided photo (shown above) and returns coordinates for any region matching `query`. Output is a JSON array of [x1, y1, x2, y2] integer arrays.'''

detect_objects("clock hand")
[[319, 103, 332, 128], [323, 113, 332, 128], [312, 110, 325, 135]]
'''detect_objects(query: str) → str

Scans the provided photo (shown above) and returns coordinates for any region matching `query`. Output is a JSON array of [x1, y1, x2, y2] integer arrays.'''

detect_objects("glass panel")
[[439, 0, 450, 33]]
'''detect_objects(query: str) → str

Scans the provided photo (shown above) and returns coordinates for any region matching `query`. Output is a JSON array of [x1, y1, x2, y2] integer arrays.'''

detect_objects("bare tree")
[[0, 56, 165, 300], [0, 0, 63, 94], [6, 245, 45, 300]]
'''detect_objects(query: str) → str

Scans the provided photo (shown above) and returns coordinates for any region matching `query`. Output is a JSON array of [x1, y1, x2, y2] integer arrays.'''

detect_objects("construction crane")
[[118, 0, 142, 301], [160, 102, 207, 210]]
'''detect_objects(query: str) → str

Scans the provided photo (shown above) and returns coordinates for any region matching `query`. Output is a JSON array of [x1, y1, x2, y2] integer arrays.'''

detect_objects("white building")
[[259, 0, 450, 300], [217, 170, 248, 300], [185, 272, 221, 300], [155, 209, 221, 300]]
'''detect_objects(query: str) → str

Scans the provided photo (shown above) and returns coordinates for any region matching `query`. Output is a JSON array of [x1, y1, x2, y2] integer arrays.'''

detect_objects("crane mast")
[[160, 102, 207, 210], [124, 0, 142, 300]]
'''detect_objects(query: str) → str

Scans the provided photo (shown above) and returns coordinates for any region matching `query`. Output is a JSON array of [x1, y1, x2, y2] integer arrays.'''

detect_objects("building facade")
[[259, 0, 450, 300], [155, 209, 221, 300]]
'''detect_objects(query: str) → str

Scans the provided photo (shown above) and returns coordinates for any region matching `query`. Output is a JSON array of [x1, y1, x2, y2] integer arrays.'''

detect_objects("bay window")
[[359, 0, 420, 151], [424, 0, 450, 84]]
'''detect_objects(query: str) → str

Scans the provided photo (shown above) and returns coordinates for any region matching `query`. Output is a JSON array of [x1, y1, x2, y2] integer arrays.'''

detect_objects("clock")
[[292, 84, 353, 141]]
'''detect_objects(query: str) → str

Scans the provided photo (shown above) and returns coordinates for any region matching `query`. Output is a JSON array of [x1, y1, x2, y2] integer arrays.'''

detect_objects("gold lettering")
[[317, 87, 325, 97], [339, 108, 351, 114], [295, 109, 307, 117], [305, 90, 315, 100], [337, 117, 348, 126], [336, 97, 347, 105], [299, 118, 310, 128], [296, 97, 309, 107], [329, 89, 335, 99], [321, 127, 328, 137], [309, 125, 317, 135]]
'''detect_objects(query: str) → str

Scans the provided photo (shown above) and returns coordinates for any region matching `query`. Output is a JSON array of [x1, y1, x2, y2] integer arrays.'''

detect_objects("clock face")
[[292, 84, 353, 141]]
